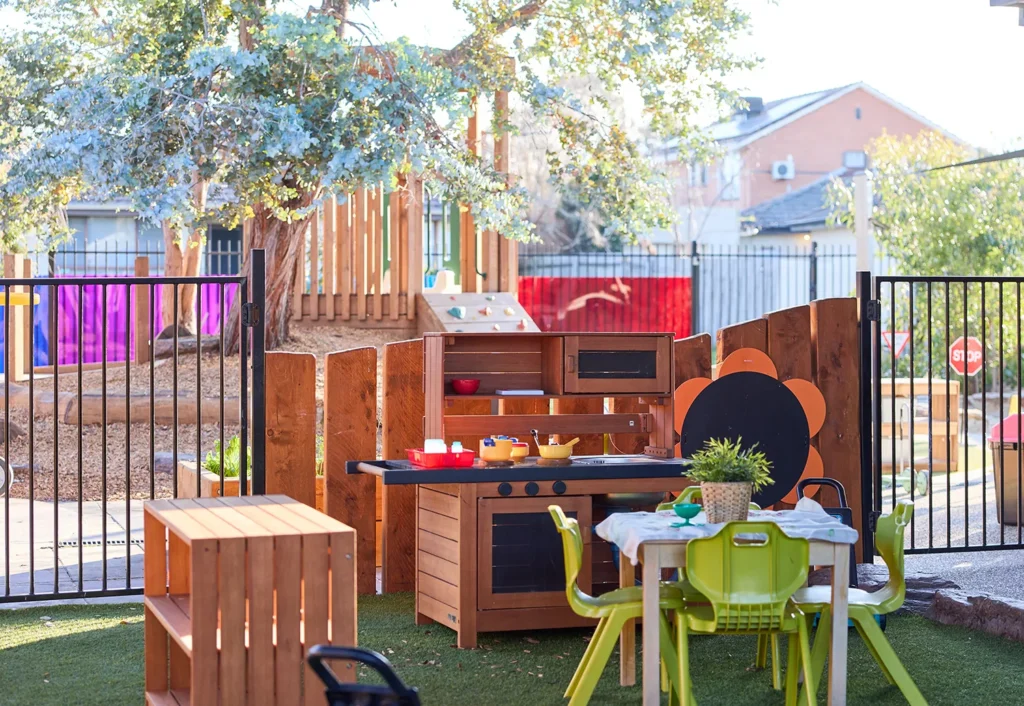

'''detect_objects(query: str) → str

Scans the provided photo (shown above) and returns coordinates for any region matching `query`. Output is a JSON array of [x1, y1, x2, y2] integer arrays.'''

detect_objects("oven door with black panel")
[[564, 335, 671, 395], [477, 496, 592, 610]]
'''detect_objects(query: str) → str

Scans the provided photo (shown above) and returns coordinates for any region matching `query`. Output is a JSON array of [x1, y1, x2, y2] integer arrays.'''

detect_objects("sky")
[[3, 0, 1023, 150], [349, 0, 1024, 152]]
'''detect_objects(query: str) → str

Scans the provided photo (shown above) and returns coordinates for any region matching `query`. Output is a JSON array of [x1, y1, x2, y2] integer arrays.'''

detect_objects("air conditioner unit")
[[771, 156, 795, 181]]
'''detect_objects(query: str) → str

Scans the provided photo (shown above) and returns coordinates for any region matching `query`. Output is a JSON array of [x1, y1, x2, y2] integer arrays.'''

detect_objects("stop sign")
[[949, 336, 983, 377]]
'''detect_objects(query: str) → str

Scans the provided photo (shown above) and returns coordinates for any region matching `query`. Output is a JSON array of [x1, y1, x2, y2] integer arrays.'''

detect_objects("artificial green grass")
[[2, 594, 1024, 705]]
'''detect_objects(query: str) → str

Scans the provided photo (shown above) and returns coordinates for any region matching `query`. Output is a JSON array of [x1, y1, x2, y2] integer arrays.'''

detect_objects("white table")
[[596, 507, 858, 706]]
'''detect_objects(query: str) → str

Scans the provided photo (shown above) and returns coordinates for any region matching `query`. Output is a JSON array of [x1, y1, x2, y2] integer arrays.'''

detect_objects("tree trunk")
[[160, 178, 208, 335], [225, 197, 313, 352]]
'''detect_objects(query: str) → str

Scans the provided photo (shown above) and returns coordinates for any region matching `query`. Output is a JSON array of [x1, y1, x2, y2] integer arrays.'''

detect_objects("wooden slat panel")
[[403, 176, 416, 320], [609, 398, 647, 455], [265, 352, 317, 508], [324, 196, 336, 320], [247, 535, 276, 705], [418, 592, 458, 624], [389, 187, 401, 320], [551, 398, 605, 454], [418, 528, 458, 564], [329, 528, 358, 649], [373, 186, 384, 321], [339, 195, 352, 320], [716, 318, 767, 362], [302, 534, 330, 706], [293, 222, 305, 321], [309, 214, 320, 321], [811, 298, 864, 561], [275, 534, 303, 703], [418, 549, 459, 585], [189, 539, 218, 705], [419, 571, 459, 608], [449, 412, 644, 438], [381, 339, 423, 592], [675, 334, 713, 385], [444, 397, 492, 454], [324, 347, 378, 595], [420, 487, 459, 519], [397, 181, 410, 319], [144, 607, 169, 693], [765, 305, 813, 381], [143, 509, 166, 596], [419, 507, 459, 539], [219, 538, 246, 706], [355, 189, 367, 320], [444, 351, 542, 373], [168, 532, 189, 595], [457, 483, 478, 647]]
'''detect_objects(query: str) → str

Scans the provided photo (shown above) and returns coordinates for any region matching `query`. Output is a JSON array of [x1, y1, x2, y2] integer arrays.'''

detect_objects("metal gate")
[[864, 272, 1024, 554], [0, 250, 266, 603]]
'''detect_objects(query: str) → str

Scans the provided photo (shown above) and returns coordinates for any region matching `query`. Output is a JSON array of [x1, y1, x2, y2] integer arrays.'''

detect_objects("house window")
[[688, 160, 708, 187], [843, 150, 868, 170], [718, 153, 742, 201]]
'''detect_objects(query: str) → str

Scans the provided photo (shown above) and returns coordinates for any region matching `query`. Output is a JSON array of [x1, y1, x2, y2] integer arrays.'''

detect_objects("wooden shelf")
[[145, 689, 190, 706], [445, 392, 617, 401], [145, 596, 193, 657]]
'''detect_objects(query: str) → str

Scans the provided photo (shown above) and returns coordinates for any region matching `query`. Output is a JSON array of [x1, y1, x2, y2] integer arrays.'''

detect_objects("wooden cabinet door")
[[477, 496, 592, 610], [564, 335, 671, 395]]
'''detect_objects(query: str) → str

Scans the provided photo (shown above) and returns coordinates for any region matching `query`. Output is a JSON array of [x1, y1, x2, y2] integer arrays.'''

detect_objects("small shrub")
[[684, 437, 773, 492], [203, 436, 252, 479]]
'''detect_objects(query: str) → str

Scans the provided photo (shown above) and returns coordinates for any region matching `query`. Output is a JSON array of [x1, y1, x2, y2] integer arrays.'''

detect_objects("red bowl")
[[451, 378, 481, 395]]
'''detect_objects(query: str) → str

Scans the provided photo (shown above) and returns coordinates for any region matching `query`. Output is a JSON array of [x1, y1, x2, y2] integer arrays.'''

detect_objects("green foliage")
[[0, 0, 755, 254], [316, 434, 325, 477], [684, 437, 774, 492], [829, 133, 1024, 388], [203, 435, 252, 479]]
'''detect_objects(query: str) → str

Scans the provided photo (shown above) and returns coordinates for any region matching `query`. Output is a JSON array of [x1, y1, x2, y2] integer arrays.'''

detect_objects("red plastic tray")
[[407, 449, 476, 468]]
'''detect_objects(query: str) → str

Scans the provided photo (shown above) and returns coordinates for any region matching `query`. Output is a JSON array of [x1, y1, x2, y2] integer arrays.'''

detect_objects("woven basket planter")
[[701, 482, 752, 523]]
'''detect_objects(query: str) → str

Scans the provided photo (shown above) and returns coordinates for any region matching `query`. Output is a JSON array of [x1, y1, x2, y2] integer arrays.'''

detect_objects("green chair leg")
[[568, 615, 624, 706], [796, 615, 817, 706], [785, 633, 801, 706], [566, 617, 608, 698], [852, 617, 895, 685], [674, 614, 697, 706], [855, 614, 928, 706], [770, 634, 783, 690], [756, 634, 769, 668]]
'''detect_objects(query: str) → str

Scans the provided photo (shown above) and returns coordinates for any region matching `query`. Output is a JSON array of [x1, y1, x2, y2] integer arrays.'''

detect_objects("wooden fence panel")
[[324, 196, 336, 320], [811, 298, 864, 561], [265, 352, 317, 507], [716, 318, 767, 364], [381, 339, 424, 592], [339, 195, 352, 320], [324, 347, 378, 595], [765, 305, 813, 382]]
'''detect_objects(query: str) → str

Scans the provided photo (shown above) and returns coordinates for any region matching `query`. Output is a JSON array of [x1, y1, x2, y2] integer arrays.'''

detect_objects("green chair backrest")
[[657, 486, 760, 513], [873, 500, 914, 614], [548, 505, 600, 618], [685, 522, 808, 632]]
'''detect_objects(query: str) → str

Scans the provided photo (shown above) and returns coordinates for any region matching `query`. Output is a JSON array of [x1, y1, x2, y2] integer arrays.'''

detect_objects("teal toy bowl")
[[673, 503, 702, 525]]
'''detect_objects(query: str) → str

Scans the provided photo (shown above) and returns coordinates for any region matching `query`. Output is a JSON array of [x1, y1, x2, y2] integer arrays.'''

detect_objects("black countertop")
[[347, 455, 686, 485]]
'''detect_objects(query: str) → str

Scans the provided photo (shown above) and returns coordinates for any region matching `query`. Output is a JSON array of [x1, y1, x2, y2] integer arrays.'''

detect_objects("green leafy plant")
[[203, 436, 252, 479], [684, 438, 774, 492], [316, 435, 325, 477]]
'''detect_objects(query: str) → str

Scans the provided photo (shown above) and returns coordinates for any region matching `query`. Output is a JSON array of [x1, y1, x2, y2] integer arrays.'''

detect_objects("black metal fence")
[[46, 239, 244, 277], [0, 250, 266, 604], [867, 274, 1024, 555], [518, 242, 887, 338]]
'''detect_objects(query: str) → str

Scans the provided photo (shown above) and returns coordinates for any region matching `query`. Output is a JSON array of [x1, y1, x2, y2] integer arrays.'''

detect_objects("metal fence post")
[[690, 240, 700, 336], [809, 241, 818, 301], [856, 270, 875, 560], [251, 248, 267, 494]]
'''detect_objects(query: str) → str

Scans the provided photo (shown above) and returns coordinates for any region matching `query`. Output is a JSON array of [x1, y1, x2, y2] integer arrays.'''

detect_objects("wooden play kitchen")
[[350, 332, 689, 648], [143, 496, 356, 706]]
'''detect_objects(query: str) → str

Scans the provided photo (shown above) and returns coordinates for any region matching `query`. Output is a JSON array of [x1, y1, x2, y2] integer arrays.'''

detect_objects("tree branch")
[[445, 0, 547, 65]]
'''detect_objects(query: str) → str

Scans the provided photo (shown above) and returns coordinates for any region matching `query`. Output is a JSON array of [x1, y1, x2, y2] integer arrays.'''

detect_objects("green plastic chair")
[[548, 505, 693, 706], [656, 486, 762, 513], [794, 500, 925, 705], [672, 522, 816, 706]]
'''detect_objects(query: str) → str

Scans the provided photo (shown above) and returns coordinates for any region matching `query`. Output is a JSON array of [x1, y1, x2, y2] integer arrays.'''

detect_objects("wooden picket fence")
[[262, 297, 864, 595]]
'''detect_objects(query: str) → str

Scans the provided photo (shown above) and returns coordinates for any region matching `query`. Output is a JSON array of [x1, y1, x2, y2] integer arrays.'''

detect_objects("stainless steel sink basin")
[[576, 456, 656, 465]]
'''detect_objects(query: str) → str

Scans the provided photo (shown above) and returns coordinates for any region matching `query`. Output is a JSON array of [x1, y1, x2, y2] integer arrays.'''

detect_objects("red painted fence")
[[517, 276, 691, 339]]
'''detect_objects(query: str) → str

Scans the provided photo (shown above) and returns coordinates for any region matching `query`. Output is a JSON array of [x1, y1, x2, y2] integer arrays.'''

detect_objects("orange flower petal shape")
[[784, 379, 826, 437], [782, 445, 823, 504], [718, 347, 778, 380], [674, 377, 712, 457]]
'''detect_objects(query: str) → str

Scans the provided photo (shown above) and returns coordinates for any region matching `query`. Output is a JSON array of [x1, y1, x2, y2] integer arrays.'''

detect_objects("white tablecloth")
[[595, 498, 859, 565]]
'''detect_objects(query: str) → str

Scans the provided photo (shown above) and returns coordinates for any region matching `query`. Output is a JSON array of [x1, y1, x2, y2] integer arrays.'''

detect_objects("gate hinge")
[[865, 300, 881, 322], [241, 302, 261, 327]]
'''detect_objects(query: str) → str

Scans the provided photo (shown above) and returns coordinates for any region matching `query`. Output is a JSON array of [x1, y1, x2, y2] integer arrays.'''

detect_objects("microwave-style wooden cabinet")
[[564, 335, 672, 395], [477, 496, 591, 610]]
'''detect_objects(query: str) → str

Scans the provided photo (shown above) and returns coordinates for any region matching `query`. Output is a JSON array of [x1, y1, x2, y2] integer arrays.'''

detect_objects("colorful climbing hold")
[[485, 295, 496, 301], [504, 306, 515, 316], [447, 306, 467, 319], [492, 323, 501, 331], [479, 306, 492, 316], [517, 318, 529, 330]]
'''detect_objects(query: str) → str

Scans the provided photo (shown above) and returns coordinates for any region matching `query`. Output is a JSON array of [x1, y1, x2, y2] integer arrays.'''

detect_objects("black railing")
[[47, 239, 244, 277], [0, 251, 265, 603]]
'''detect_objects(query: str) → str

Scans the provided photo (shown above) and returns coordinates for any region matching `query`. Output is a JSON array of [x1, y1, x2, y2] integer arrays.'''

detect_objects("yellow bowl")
[[511, 442, 530, 460], [537, 443, 573, 459], [480, 439, 513, 462]]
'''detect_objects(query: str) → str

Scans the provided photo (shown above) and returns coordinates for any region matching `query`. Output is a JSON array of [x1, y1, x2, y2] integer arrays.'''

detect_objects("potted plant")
[[178, 436, 252, 499], [683, 437, 773, 523]]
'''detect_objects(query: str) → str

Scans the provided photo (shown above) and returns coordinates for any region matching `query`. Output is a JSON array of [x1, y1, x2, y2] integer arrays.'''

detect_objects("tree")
[[829, 132, 1024, 388], [2, 0, 755, 349]]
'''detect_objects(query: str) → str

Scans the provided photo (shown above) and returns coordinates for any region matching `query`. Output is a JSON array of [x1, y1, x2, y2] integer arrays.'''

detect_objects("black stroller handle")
[[307, 645, 421, 705], [796, 477, 849, 507]]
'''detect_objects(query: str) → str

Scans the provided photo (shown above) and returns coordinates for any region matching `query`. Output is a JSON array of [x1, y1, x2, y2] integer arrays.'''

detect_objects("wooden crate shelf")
[[144, 495, 357, 706]]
